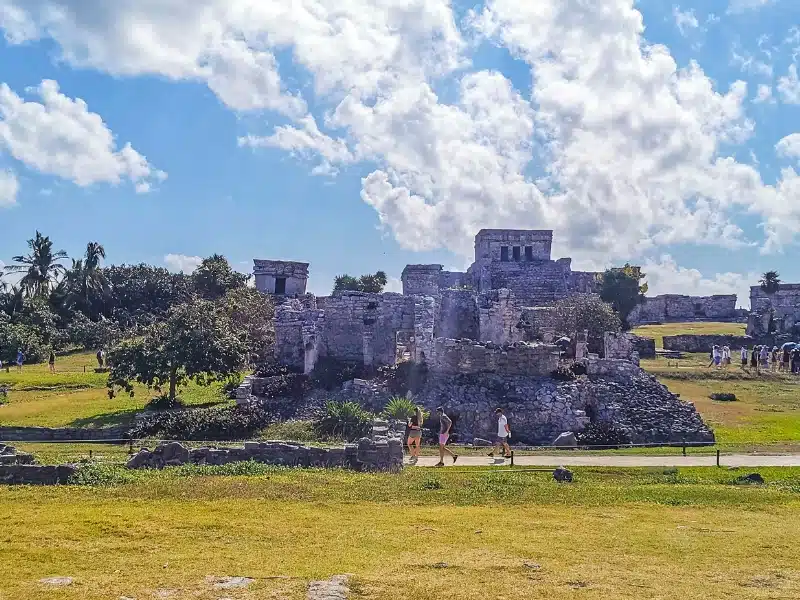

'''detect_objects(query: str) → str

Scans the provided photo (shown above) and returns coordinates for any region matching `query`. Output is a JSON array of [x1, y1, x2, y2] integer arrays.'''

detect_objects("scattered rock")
[[553, 467, 573, 483], [523, 562, 541, 571], [39, 577, 73, 587], [551, 432, 577, 448], [431, 562, 449, 569], [209, 576, 253, 589], [307, 574, 349, 600], [734, 473, 765, 485]]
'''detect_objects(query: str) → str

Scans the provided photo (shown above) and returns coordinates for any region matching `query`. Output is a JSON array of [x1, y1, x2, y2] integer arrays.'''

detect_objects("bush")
[[710, 393, 737, 402], [253, 357, 302, 378], [144, 394, 185, 411], [259, 420, 319, 442], [378, 361, 428, 395], [383, 396, 418, 421], [66, 313, 122, 350], [260, 373, 311, 400], [315, 401, 374, 442], [310, 357, 368, 391], [576, 421, 631, 449], [129, 403, 276, 440], [222, 373, 243, 398]]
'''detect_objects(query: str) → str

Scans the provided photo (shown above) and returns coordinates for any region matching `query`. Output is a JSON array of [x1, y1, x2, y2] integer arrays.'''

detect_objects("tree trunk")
[[169, 366, 178, 403]]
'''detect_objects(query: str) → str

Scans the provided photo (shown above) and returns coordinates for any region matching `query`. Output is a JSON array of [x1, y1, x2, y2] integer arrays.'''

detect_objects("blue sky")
[[1, 0, 799, 305]]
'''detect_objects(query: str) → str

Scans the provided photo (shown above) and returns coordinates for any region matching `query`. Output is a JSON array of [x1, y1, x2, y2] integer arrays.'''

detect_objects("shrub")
[[710, 393, 737, 402], [576, 421, 631, 449], [259, 420, 319, 442], [144, 394, 185, 411], [253, 357, 302, 378], [66, 313, 122, 350], [310, 357, 368, 391], [260, 373, 310, 400], [383, 396, 418, 421], [315, 401, 374, 442], [0, 322, 48, 364], [128, 403, 276, 441], [222, 373, 243, 398]]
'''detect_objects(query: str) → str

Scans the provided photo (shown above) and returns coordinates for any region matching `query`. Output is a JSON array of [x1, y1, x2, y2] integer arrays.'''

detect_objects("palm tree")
[[4, 231, 68, 297], [759, 271, 781, 295], [64, 242, 109, 318]]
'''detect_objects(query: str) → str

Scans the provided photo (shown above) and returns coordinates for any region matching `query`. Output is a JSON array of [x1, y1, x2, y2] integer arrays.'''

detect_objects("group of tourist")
[[406, 406, 511, 466], [0, 349, 25, 372], [708, 343, 800, 374]]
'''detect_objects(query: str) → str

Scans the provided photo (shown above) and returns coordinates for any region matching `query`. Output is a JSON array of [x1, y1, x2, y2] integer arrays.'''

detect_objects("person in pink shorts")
[[435, 407, 458, 467]]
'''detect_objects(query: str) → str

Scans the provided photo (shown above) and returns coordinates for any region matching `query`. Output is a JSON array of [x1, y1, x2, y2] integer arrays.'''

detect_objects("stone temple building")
[[256, 229, 602, 375], [747, 284, 800, 337]]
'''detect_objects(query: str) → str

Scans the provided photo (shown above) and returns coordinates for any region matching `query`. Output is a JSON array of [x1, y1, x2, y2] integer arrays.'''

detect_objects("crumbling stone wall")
[[748, 284, 800, 338], [430, 339, 559, 376], [663, 334, 752, 353], [435, 289, 479, 340], [478, 289, 524, 343], [127, 439, 403, 472], [629, 294, 738, 325], [401, 264, 443, 296], [0, 464, 77, 485]]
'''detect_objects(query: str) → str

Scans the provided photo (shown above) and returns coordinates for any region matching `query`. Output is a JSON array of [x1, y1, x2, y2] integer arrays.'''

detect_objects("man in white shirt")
[[488, 408, 511, 459]]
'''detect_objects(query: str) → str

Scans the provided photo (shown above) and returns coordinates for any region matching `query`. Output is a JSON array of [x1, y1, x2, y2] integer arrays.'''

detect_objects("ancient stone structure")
[[402, 229, 600, 304], [0, 425, 127, 442], [747, 284, 800, 338], [266, 229, 599, 373], [628, 294, 738, 326], [253, 259, 309, 296], [0, 444, 34, 465], [127, 439, 404, 472], [663, 334, 753, 354], [0, 445, 77, 485]]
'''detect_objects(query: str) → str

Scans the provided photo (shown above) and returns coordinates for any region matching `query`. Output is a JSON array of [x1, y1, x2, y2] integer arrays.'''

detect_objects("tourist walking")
[[722, 345, 731, 368], [48, 350, 56, 373], [750, 346, 759, 373], [760, 345, 770, 371], [96, 349, 105, 368], [406, 406, 423, 463], [435, 407, 458, 467], [488, 408, 512, 459], [15, 348, 24, 372], [792, 346, 800, 374], [781, 344, 791, 372], [771, 347, 779, 372], [740, 346, 749, 371]]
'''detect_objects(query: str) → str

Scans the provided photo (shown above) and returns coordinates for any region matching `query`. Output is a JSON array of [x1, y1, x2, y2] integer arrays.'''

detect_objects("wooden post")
[[510, 451, 514, 467], [716, 449, 721, 467]]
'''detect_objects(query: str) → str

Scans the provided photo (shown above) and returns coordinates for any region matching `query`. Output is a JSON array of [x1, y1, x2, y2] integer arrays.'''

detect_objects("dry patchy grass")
[[1, 468, 800, 600], [632, 321, 746, 348]]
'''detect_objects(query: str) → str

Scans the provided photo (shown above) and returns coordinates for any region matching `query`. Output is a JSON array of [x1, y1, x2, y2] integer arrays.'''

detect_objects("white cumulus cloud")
[[778, 64, 800, 103], [3, 0, 800, 262], [0, 79, 165, 191], [164, 254, 202, 274], [0, 168, 18, 206]]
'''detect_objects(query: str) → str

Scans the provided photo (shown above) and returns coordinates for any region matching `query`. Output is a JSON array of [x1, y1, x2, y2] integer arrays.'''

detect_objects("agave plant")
[[315, 401, 374, 441]]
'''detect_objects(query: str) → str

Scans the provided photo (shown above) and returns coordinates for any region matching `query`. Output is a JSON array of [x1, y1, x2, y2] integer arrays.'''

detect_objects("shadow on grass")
[[68, 408, 142, 429]]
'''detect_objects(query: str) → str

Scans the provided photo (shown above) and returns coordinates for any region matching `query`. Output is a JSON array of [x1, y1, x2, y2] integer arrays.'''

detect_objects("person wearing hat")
[[487, 407, 511, 459]]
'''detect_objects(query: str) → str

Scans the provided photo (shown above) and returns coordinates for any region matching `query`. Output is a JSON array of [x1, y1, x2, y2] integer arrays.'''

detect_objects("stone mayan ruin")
[[250, 229, 716, 446], [747, 284, 800, 338]]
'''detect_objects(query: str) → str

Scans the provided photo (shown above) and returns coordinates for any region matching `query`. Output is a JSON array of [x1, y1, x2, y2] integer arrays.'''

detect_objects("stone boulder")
[[551, 432, 577, 448], [553, 467, 573, 483]]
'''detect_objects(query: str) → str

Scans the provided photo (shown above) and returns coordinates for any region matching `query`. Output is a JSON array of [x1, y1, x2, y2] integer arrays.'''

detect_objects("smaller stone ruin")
[[127, 439, 404, 472]]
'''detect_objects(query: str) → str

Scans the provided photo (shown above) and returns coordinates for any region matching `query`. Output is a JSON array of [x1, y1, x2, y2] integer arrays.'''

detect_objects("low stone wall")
[[0, 464, 77, 485], [0, 444, 34, 465], [0, 426, 128, 442], [632, 335, 656, 358], [662, 335, 753, 353], [431, 338, 559, 376], [127, 438, 404, 472]]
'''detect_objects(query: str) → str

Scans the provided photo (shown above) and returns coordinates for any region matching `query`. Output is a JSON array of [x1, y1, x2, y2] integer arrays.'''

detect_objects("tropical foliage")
[[759, 271, 781, 295], [599, 264, 648, 330], [332, 270, 388, 293]]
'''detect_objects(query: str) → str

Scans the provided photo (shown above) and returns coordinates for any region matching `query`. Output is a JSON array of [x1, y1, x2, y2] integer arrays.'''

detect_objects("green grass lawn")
[[0, 351, 231, 428], [631, 321, 747, 348], [1, 467, 799, 600]]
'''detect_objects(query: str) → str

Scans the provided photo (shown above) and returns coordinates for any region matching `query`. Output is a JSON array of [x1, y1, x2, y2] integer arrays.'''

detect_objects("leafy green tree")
[[0, 285, 24, 321], [108, 299, 248, 403], [219, 287, 275, 365], [4, 231, 68, 297], [56, 242, 111, 320], [599, 264, 648, 330], [550, 294, 621, 353], [192, 254, 249, 300], [103, 264, 194, 328], [333, 271, 388, 293], [759, 271, 781, 295]]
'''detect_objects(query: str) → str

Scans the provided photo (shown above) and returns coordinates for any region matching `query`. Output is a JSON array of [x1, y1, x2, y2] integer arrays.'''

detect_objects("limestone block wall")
[[663, 334, 753, 353], [431, 339, 559, 376], [413, 296, 437, 362], [435, 289, 479, 340], [750, 284, 800, 316], [478, 289, 524, 344], [127, 439, 403, 472], [604, 332, 635, 361], [401, 264, 443, 296], [481, 261, 573, 306], [629, 295, 738, 325], [253, 260, 309, 296], [474, 229, 553, 264]]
